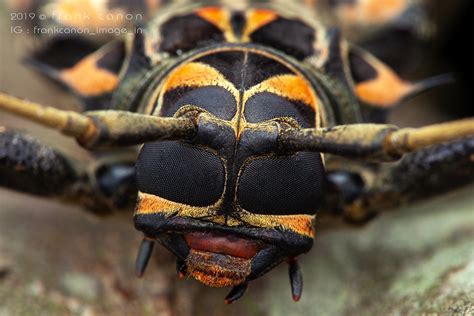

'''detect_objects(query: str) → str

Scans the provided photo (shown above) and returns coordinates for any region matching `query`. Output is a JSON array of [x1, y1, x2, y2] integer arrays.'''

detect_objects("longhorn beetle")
[[1, 0, 473, 304]]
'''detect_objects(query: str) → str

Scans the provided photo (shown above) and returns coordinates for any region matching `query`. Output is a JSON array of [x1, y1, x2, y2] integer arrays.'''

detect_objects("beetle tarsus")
[[288, 257, 303, 302], [224, 282, 248, 304], [135, 238, 155, 278]]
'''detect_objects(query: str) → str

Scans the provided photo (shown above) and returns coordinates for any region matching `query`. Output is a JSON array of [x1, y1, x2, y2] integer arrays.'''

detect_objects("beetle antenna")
[[288, 257, 303, 302], [224, 282, 248, 304], [0, 92, 197, 149], [279, 117, 474, 162], [135, 238, 155, 277]]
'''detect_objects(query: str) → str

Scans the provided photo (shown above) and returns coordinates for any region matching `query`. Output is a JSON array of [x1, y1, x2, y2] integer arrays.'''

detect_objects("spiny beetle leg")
[[0, 128, 77, 196], [176, 259, 187, 279], [288, 257, 303, 302], [0, 128, 138, 214], [224, 282, 248, 304], [135, 238, 155, 278]]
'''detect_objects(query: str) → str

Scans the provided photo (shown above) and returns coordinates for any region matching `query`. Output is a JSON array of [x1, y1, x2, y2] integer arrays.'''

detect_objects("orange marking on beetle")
[[59, 55, 119, 96], [239, 213, 316, 238], [354, 58, 413, 107], [335, 0, 407, 26], [195, 7, 236, 42], [242, 9, 278, 41], [355, 77, 413, 107], [364, 0, 407, 24], [135, 192, 223, 218], [136, 193, 315, 238], [275, 215, 315, 237], [135, 192, 179, 214], [163, 62, 239, 98]]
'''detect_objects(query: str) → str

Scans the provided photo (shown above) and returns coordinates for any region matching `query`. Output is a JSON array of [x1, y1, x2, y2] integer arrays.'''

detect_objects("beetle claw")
[[224, 282, 248, 304], [135, 238, 155, 277], [288, 257, 303, 301]]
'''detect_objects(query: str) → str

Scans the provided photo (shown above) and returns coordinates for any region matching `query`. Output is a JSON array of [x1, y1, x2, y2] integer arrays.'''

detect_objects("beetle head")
[[133, 110, 324, 302], [131, 45, 325, 302]]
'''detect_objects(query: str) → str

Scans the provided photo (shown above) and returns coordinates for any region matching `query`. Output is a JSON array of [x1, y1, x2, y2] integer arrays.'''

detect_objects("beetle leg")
[[0, 128, 78, 197], [327, 136, 474, 222], [93, 159, 137, 210], [0, 128, 137, 214]]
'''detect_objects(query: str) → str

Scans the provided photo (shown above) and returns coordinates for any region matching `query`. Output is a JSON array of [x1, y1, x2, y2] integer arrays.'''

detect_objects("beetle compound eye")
[[136, 141, 225, 206], [237, 152, 324, 215]]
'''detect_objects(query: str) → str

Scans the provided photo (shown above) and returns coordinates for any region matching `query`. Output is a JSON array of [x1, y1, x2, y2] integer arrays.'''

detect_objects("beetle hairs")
[[135, 238, 155, 278]]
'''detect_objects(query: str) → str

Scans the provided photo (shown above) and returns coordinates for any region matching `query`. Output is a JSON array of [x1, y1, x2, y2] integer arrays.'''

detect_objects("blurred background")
[[0, 1, 473, 315]]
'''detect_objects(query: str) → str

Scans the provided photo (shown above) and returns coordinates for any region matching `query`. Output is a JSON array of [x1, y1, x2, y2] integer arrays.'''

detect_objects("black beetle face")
[[133, 47, 325, 300], [133, 115, 324, 291]]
